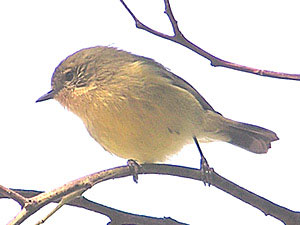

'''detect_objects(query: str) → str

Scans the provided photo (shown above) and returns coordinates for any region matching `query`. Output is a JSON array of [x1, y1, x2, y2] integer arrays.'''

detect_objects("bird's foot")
[[200, 155, 213, 186], [127, 159, 142, 183]]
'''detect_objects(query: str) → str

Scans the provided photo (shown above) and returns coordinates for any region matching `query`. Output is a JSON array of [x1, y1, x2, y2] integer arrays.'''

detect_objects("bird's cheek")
[[54, 89, 73, 109]]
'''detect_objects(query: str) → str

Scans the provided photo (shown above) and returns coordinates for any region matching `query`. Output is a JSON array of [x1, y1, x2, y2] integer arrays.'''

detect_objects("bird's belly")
[[83, 99, 194, 163]]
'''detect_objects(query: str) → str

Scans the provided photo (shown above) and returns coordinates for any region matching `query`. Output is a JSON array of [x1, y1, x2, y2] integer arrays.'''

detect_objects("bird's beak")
[[36, 90, 56, 103]]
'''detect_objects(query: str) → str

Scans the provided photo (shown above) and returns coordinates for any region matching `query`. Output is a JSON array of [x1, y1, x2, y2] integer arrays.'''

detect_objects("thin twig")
[[120, 0, 300, 81]]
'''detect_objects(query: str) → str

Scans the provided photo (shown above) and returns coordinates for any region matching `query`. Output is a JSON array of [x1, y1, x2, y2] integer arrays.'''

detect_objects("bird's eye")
[[65, 71, 74, 81]]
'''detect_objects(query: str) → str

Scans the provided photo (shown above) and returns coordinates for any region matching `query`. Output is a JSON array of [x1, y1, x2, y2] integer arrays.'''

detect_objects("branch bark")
[[120, 0, 300, 81], [1, 190, 186, 225], [1, 164, 300, 225]]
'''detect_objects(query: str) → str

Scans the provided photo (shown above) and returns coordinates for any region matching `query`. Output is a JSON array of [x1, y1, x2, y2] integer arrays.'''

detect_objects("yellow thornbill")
[[36, 46, 278, 163]]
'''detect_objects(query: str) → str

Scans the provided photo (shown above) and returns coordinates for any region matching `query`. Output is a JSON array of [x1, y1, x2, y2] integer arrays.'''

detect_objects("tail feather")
[[224, 121, 279, 153]]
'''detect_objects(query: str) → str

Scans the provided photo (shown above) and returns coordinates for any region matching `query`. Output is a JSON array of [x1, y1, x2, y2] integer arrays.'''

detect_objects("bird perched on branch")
[[37, 46, 278, 163]]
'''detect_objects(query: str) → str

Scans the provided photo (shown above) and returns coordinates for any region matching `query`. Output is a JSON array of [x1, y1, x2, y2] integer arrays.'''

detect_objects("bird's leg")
[[193, 136, 209, 169], [193, 136, 213, 186], [127, 159, 142, 183]]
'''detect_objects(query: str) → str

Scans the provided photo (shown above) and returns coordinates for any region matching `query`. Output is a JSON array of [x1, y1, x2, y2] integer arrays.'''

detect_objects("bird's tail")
[[221, 118, 279, 153], [203, 112, 279, 153]]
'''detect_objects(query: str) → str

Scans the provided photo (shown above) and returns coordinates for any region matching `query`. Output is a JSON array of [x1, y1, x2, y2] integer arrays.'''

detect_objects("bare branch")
[[120, 0, 174, 39], [2, 164, 300, 225], [120, 0, 300, 81], [2, 189, 186, 225], [164, 0, 181, 36], [0, 185, 27, 207]]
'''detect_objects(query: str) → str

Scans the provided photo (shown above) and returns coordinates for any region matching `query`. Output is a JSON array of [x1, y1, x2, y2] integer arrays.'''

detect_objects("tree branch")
[[3, 190, 186, 225], [1, 164, 300, 225], [0, 185, 27, 207], [120, 0, 300, 81]]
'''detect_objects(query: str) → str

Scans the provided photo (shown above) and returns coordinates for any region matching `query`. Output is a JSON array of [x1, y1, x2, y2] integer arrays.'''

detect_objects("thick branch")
[[2, 164, 300, 225], [120, 0, 300, 81]]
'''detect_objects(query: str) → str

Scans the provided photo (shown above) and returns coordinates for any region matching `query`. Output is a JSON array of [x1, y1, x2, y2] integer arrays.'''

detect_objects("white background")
[[0, 0, 299, 224]]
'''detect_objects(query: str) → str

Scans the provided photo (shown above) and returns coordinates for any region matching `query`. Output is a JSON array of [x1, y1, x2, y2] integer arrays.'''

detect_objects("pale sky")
[[0, 0, 299, 225]]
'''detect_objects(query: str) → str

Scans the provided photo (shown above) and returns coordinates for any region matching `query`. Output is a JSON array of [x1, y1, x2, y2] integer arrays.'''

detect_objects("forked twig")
[[2, 164, 300, 225], [120, 0, 300, 80], [0, 185, 27, 207]]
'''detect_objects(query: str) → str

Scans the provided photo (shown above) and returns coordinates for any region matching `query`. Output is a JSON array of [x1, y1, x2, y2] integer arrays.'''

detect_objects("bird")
[[36, 46, 278, 163]]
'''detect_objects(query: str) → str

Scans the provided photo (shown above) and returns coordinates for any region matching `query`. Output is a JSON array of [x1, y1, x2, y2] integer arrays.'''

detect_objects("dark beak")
[[36, 90, 56, 103]]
